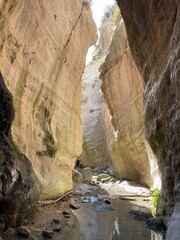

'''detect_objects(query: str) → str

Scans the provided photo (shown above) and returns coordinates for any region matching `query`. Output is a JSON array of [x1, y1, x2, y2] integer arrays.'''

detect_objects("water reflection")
[[73, 199, 163, 240]]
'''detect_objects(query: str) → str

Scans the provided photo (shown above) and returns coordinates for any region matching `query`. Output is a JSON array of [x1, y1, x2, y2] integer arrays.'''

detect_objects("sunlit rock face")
[[80, 6, 118, 168], [80, 61, 109, 168], [0, 0, 97, 200], [100, 20, 154, 187], [0, 73, 41, 229], [117, 0, 180, 238]]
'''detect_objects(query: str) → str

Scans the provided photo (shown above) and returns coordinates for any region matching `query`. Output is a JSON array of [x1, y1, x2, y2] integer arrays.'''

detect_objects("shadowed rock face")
[[0, 0, 97, 199], [117, 0, 180, 238], [0, 73, 41, 229]]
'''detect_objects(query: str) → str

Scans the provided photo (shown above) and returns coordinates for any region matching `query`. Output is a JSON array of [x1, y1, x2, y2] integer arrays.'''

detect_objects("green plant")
[[10, 140, 21, 155], [36, 130, 57, 158], [150, 187, 161, 216]]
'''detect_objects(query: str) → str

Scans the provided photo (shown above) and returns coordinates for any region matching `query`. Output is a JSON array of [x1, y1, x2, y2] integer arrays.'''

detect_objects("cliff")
[[100, 18, 156, 187], [80, 6, 118, 168], [117, 0, 180, 239], [80, 61, 109, 168], [0, 73, 40, 229], [0, 0, 97, 199]]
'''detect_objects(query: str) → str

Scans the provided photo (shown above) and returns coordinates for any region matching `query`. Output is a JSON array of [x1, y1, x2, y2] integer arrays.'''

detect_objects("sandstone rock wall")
[[0, 73, 40, 229], [117, 0, 180, 238], [0, 0, 97, 199], [100, 20, 154, 187], [80, 6, 118, 168], [80, 61, 109, 168]]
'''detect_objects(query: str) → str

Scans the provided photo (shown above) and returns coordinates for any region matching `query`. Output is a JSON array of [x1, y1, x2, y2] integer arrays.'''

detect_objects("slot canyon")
[[0, 0, 179, 239]]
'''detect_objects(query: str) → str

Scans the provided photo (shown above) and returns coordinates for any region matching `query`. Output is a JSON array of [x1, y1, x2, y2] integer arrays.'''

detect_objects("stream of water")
[[73, 200, 163, 240]]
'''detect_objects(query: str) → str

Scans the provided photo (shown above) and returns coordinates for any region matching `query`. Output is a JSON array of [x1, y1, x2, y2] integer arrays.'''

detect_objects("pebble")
[[69, 203, 81, 210], [63, 210, 71, 218], [42, 229, 54, 238], [53, 225, 63, 232], [53, 218, 60, 224], [97, 174, 111, 183], [82, 198, 89, 203], [17, 226, 30, 238]]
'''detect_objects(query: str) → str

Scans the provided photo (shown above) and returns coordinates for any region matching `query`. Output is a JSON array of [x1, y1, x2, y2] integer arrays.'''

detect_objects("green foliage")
[[36, 130, 57, 158], [10, 140, 21, 155], [150, 188, 160, 216]]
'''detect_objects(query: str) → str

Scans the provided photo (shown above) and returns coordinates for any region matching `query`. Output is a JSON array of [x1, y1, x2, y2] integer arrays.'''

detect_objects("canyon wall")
[[0, 0, 97, 200], [0, 73, 40, 229], [100, 19, 155, 187], [117, 0, 180, 239], [80, 61, 109, 168], [80, 6, 118, 168]]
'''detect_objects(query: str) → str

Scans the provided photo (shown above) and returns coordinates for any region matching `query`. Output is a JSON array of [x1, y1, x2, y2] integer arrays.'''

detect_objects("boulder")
[[129, 205, 152, 221], [82, 170, 93, 184], [17, 226, 30, 238], [97, 174, 111, 182], [72, 169, 83, 183]]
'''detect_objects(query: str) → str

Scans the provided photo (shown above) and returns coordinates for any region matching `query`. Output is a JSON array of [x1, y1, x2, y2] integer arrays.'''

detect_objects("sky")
[[91, 0, 115, 28], [86, 0, 115, 64]]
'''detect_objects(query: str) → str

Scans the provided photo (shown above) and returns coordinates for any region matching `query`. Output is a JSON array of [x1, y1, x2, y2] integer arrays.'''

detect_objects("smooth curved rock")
[[100, 20, 154, 187], [0, 0, 97, 199], [129, 205, 152, 221]]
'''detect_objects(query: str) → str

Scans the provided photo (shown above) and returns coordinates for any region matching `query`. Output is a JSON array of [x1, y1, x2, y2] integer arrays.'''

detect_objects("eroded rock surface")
[[117, 0, 180, 238], [0, 0, 97, 199], [100, 20, 154, 187], [80, 6, 118, 167], [0, 73, 40, 229]]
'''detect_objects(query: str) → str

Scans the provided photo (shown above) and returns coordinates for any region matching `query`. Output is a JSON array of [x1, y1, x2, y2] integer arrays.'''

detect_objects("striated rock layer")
[[80, 7, 118, 168], [80, 61, 109, 168], [100, 20, 155, 187], [0, 73, 41, 229], [0, 0, 97, 199], [117, 0, 180, 239]]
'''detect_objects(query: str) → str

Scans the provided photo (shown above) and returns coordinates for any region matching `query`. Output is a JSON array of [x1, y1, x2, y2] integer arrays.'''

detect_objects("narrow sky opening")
[[86, 0, 115, 65]]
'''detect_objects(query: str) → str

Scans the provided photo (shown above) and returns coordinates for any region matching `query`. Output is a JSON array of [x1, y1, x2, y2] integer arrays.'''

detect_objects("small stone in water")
[[82, 198, 89, 203], [42, 229, 54, 238], [63, 210, 71, 218], [69, 203, 81, 210], [53, 225, 63, 232]]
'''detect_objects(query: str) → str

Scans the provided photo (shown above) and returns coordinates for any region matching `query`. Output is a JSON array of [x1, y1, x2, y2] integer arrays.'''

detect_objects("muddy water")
[[73, 200, 163, 240]]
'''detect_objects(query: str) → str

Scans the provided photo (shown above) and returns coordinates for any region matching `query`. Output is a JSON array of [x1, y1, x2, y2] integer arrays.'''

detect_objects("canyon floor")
[[1, 168, 164, 240]]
